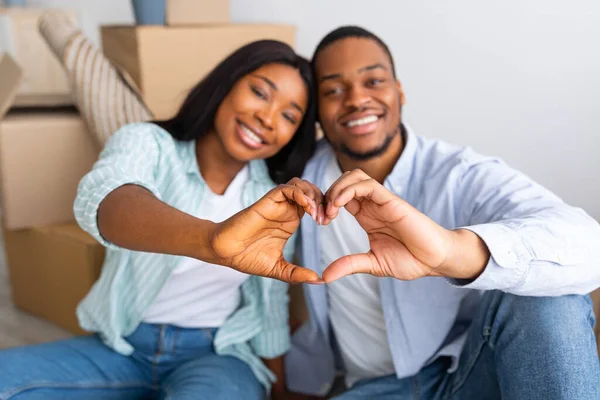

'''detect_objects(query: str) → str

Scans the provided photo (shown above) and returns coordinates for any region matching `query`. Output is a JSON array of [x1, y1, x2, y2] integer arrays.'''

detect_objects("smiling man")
[[285, 26, 600, 399]]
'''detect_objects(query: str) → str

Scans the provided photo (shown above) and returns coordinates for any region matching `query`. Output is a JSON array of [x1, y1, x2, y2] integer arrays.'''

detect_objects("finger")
[[318, 203, 326, 225], [321, 252, 379, 283], [332, 180, 400, 214], [289, 178, 324, 223], [343, 198, 361, 217], [323, 170, 357, 205], [278, 185, 317, 220], [324, 169, 371, 218], [275, 259, 324, 284], [288, 178, 325, 207]]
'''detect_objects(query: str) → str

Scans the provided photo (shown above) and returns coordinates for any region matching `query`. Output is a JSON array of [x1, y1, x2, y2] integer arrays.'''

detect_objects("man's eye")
[[324, 87, 343, 96]]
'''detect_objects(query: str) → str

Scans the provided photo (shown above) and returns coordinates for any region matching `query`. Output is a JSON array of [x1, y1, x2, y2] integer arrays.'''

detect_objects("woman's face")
[[213, 63, 309, 162]]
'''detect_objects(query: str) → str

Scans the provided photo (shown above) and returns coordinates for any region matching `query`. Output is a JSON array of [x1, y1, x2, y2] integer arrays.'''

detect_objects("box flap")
[[0, 53, 23, 120]]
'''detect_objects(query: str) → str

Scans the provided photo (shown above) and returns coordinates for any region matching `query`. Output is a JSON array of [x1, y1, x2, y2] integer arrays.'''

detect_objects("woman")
[[0, 40, 325, 400]]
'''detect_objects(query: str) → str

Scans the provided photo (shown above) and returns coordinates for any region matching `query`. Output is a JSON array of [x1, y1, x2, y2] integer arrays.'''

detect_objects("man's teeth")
[[346, 115, 379, 127], [241, 125, 262, 144]]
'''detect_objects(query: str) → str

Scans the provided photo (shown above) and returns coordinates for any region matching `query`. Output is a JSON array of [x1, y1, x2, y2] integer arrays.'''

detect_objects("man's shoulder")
[[412, 133, 498, 172], [391, 129, 503, 190]]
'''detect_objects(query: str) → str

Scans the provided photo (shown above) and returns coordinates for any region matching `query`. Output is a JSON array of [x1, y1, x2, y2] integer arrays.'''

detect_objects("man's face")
[[314, 37, 404, 160]]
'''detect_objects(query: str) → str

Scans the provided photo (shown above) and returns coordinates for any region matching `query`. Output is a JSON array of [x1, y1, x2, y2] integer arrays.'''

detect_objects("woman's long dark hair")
[[154, 40, 316, 184]]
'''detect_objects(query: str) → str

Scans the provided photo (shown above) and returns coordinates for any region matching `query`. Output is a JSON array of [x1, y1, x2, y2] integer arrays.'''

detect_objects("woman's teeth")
[[346, 115, 379, 127], [241, 125, 262, 144]]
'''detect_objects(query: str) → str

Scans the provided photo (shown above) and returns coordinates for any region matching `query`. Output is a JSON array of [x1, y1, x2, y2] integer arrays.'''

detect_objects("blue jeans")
[[333, 291, 600, 400], [0, 323, 264, 399]]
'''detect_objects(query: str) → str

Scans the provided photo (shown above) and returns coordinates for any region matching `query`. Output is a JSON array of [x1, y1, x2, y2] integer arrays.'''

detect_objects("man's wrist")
[[440, 229, 490, 280]]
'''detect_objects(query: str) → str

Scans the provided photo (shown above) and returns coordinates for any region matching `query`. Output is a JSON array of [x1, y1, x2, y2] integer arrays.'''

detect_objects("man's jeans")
[[334, 291, 600, 400], [0, 323, 264, 399]]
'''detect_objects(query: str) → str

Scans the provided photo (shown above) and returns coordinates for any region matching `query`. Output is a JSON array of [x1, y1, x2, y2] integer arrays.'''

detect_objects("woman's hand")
[[207, 178, 325, 284]]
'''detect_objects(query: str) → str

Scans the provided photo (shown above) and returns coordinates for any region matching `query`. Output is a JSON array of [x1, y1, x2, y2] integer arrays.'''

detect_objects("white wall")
[[6, 0, 599, 216], [231, 0, 600, 218]]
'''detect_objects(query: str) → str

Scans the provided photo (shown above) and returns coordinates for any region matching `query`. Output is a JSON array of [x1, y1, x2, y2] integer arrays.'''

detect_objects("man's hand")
[[321, 169, 490, 283], [207, 178, 325, 284]]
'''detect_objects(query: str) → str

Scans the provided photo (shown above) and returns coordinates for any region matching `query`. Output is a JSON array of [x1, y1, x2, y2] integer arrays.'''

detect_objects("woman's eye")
[[252, 86, 267, 99], [283, 113, 297, 124]]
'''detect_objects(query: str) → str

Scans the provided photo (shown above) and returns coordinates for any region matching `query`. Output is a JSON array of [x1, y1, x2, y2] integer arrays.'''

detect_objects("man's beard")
[[332, 125, 401, 161]]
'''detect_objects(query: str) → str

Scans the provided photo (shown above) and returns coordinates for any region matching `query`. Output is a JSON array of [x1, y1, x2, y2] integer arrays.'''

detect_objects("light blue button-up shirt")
[[286, 125, 600, 395]]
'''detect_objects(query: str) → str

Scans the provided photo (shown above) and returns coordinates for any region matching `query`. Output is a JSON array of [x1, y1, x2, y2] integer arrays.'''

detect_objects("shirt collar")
[[384, 123, 418, 196], [185, 139, 271, 184], [318, 123, 418, 195]]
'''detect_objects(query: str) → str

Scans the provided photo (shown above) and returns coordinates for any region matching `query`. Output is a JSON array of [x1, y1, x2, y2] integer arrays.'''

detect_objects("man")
[[285, 26, 600, 399]]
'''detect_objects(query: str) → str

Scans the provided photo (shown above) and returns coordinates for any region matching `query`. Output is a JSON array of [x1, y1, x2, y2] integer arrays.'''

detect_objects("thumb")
[[273, 259, 324, 284], [322, 252, 378, 283]]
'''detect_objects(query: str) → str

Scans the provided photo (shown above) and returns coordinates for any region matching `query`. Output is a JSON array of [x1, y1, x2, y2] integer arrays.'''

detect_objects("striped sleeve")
[[73, 123, 163, 248], [250, 277, 291, 359]]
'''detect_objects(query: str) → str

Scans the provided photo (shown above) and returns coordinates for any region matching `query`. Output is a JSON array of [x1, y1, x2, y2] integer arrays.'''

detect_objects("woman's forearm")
[[97, 184, 217, 261]]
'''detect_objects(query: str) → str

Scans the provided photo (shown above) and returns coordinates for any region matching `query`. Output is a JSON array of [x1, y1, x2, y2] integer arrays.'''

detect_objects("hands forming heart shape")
[[206, 169, 490, 285]]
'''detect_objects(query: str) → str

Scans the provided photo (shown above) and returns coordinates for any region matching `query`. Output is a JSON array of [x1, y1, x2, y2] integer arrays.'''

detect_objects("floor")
[[0, 229, 71, 350]]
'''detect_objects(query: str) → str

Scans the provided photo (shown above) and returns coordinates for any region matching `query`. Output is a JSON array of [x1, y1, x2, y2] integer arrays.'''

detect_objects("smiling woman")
[[0, 40, 320, 400], [157, 40, 315, 186]]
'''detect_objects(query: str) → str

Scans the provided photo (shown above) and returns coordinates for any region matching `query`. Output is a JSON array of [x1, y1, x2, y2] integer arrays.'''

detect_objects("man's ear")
[[396, 80, 406, 105]]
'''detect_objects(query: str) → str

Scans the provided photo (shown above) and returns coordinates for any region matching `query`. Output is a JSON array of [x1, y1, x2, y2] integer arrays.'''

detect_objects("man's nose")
[[343, 85, 370, 109]]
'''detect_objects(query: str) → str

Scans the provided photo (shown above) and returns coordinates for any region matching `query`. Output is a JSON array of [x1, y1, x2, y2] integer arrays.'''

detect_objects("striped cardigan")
[[74, 122, 293, 392]]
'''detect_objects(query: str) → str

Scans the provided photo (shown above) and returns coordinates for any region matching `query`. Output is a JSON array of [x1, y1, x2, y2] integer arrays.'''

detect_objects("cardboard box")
[[166, 0, 229, 26], [0, 53, 23, 118], [101, 24, 295, 119], [592, 288, 600, 353], [0, 111, 98, 230], [3, 223, 104, 334], [0, 8, 75, 107]]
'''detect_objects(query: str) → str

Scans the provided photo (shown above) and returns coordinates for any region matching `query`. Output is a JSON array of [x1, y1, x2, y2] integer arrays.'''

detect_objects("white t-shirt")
[[320, 157, 396, 388], [144, 166, 250, 328]]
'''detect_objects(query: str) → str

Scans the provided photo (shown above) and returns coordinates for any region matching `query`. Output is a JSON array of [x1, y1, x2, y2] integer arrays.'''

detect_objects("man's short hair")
[[312, 25, 396, 77]]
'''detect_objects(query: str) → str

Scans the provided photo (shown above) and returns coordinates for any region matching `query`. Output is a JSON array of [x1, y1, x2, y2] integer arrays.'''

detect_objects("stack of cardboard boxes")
[[0, 7, 101, 335], [0, 1, 298, 335]]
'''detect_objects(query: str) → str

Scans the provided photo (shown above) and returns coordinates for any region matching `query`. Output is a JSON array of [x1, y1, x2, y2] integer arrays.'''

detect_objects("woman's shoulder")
[[103, 122, 186, 156], [110, 122, 176, 143]]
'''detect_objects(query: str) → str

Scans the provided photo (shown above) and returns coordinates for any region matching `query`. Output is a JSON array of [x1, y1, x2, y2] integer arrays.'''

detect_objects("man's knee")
[[483, 291, 596, 345]]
